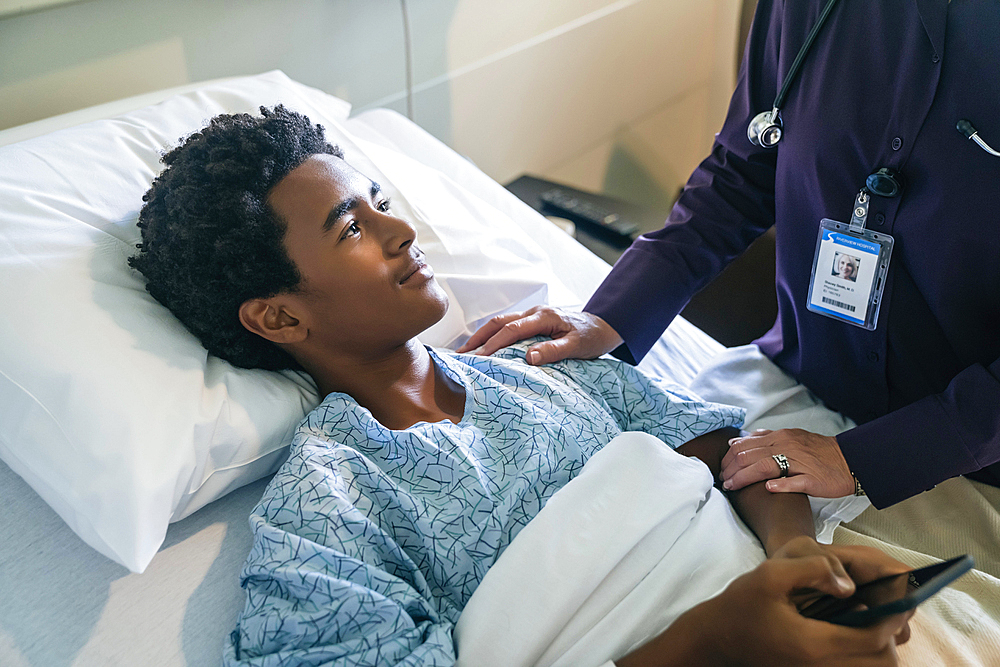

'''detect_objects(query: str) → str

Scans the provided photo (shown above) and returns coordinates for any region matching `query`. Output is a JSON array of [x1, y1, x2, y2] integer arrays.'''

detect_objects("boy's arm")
[[541, 353, 812, 552], [677, 427, 815, 555]]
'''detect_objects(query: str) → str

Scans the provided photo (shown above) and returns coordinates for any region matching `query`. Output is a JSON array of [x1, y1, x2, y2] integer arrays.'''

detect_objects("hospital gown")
[[222, 342, 744, 666]]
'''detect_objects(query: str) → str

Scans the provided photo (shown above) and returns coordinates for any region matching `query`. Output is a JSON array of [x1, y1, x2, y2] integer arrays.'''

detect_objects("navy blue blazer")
[[586, 0, 1000, 507]]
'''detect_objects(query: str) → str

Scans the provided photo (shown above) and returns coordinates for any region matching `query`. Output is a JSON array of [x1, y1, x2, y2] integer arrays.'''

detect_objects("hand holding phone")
[[800, 554, 974, 627]]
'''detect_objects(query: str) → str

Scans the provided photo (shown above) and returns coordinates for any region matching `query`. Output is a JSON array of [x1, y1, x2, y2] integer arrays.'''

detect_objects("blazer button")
[[892, 137, 903, 151], [868, 351, 880, 362]]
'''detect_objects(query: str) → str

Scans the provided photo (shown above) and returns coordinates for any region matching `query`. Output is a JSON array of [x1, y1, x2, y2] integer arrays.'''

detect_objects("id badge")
[[806, 218, 893, 330]]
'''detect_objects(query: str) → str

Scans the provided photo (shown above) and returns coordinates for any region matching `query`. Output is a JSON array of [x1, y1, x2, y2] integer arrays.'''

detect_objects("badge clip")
[[849, 189, 869, 233]]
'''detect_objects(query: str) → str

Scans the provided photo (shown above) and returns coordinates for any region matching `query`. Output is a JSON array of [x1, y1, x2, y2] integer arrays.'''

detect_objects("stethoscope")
[[747, 0, 999, 179]]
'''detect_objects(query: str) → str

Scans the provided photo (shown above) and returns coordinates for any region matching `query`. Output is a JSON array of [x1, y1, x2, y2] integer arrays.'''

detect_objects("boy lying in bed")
[[130, 106, 911, 667]]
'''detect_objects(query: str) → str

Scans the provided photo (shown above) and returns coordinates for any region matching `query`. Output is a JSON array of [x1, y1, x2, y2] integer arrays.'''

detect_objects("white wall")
[[0, 0, 742, 208], [0, 0, 409, 130]]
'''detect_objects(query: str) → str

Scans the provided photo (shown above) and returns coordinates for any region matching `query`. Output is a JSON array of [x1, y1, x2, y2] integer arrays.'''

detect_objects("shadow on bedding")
[[176, 476, 272, 665], [0, 456, 271, 666], [0, 458, 121, 666]]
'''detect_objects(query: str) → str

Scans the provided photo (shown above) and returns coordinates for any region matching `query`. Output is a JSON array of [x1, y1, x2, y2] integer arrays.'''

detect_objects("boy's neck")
[[308, 339, 466, 430]]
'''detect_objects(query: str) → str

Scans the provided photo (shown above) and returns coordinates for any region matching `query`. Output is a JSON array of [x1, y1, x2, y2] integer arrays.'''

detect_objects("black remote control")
[[539, 188, 638, 245]]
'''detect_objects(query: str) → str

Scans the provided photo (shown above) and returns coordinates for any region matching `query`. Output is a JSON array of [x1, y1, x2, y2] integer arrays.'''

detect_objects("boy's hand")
[[618, 542, 913, 667]]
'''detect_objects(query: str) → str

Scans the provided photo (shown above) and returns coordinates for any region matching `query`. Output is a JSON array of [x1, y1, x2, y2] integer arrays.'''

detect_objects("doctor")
[[460, 0, 1000, 509]]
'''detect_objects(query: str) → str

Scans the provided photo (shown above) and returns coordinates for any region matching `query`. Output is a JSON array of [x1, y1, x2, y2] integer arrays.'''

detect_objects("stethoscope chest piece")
[[748, 109, 783, 148]]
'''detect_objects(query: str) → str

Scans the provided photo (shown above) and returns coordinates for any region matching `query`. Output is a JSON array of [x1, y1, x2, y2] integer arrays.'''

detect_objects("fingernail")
[[765, 480, 774, 491], [728, 438, 740, 446], [527, 350, 540, 364], [723, 479, 732, 490]]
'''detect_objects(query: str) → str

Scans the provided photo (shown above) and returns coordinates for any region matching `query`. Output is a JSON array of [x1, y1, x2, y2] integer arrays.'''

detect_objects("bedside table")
[[504, 175, 666, 265]]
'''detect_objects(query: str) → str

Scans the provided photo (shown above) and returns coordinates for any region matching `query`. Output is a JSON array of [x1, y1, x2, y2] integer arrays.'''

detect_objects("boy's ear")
[[238, 298, 306, 345]]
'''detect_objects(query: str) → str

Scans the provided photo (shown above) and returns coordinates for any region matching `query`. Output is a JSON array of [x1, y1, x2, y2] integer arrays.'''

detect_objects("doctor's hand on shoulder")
[[457, 305, 623, 365], [721, 428, 857, 498]]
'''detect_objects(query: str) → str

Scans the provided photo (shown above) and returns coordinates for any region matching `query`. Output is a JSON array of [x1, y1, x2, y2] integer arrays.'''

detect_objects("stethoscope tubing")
[[770, 0, 842, 113]]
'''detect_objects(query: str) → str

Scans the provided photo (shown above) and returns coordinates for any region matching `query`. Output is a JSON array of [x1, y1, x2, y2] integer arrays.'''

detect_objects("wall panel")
[[0, 0, 742, 206]]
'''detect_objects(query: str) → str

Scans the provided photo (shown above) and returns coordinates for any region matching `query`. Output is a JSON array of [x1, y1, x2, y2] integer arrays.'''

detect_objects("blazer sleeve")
[[838, 356, 1000, 508]]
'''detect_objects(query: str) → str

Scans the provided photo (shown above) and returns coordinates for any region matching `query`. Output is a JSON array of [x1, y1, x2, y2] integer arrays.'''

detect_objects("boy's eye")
[[341, 221, 361, 240], [377, 199, 391, 213]]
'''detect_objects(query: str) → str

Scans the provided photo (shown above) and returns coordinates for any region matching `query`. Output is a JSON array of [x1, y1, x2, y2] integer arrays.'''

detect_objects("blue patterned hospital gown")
[[223, 342, 744, 666]]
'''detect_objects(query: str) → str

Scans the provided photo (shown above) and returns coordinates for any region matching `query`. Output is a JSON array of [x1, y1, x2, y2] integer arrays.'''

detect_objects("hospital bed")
[[1, 71, 999, 667]]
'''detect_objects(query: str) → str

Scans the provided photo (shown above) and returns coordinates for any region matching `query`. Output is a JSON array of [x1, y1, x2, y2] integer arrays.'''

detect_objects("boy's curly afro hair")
[[129, 105, 343, 371]]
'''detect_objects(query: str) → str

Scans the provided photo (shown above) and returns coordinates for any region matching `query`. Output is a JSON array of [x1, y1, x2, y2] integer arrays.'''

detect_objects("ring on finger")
[[772, 453, 790, 478]]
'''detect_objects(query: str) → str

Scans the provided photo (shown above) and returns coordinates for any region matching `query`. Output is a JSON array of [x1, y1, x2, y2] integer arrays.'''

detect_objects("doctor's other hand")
[[456, 306, 623, 365], [617, 546, 911, 667], [720, 428, 856, 497]]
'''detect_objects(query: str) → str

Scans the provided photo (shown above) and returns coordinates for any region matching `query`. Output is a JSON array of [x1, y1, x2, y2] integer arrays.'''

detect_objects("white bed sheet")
[[0, 108, 723, 666]]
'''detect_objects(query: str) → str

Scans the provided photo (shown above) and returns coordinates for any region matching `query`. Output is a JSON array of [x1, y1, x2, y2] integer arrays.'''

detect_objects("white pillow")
[[0, 71, 571, 572]]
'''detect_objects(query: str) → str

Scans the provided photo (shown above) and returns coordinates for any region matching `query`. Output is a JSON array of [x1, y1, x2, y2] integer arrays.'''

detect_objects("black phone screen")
[[799, 555, 974, 627]]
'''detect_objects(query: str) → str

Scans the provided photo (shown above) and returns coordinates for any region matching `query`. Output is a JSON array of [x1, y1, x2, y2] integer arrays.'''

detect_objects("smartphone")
[[799, 554, 974, 627]]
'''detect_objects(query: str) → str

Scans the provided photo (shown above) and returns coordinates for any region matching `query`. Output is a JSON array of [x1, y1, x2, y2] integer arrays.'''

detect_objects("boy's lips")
[[399, 259, 431, 285]]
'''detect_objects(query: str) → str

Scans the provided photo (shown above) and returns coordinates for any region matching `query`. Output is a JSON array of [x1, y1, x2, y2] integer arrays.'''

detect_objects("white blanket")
[[454, 431, 765, 667]]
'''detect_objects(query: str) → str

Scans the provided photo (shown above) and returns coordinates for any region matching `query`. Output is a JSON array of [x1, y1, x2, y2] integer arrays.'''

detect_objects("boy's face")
[[265, 154, 448, 357]]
